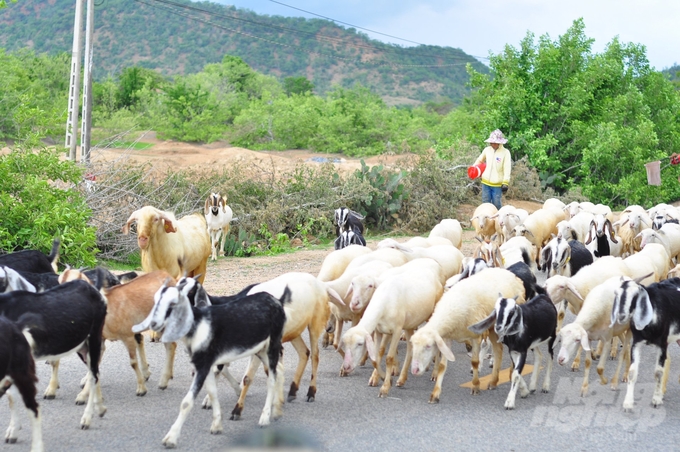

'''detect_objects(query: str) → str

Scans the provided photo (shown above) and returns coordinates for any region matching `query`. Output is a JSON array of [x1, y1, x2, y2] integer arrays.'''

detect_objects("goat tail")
[[48, 238, 61, 272], [278, 285, 293, 306]]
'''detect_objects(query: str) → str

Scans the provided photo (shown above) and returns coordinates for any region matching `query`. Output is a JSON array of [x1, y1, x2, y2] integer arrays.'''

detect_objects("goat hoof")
[[229, 414, 241, 421], [75, 400, 86, 406], [530, 389, 536, 394], [99, 407, 107, 418], [287, 395, 296, 403], [137, 390, 147, 397], [541, 389, 550, 394], [6, 437, 17, 444], [428, 396, 440, 404], [158, 385, 167, 390], [44, 394, 55, 400], [81, 423, 90, 430], [306, 395, 315, 402]]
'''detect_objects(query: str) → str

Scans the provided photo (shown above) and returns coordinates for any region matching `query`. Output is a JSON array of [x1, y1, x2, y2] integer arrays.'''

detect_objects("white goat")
[[204, 193, 233, 261]]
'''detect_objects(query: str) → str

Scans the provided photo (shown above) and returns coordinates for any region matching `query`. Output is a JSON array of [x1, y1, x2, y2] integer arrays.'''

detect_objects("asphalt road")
[[2, 272, 679, 452]]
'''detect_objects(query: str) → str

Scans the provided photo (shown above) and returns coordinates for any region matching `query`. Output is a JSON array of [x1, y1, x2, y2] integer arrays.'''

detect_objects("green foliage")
[[116, 66, 165, 109], [0, 49, 69, 141], [463, 18, 680, 206], [353, 160, 408, 229], [284, 76, 314, 96], [0, 147, 98, 267]]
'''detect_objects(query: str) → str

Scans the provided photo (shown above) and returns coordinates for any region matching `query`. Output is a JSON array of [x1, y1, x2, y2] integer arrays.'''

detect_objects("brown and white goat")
[[58, 268, 178, 400]]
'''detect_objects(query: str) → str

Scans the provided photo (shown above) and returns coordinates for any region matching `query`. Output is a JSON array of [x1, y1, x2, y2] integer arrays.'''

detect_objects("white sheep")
[[493, 206, 528, 244], [226, 272, 346, 416], [470, 203, 499, 240], [317, 245, 373, 282], [545, 256, 632, 332], [557, 275, 632, 396], [347, 257, 446, 315], [341, 267, 443, 397], [402, 236, 453, 248], [622, 243, 669, 285], [543, 198, 566, 212], [204, 193, 233, 261], [500, 236, 537, 270], [410, 267, 526, 402], [428, 219, 463, 249], [637, 223, 680, 263], [512, 208, 561, 252], [122, 206, 210, 283], [377, 242, 463, 280], [345, 247, 409, 271], [324, 260, 394, 357]]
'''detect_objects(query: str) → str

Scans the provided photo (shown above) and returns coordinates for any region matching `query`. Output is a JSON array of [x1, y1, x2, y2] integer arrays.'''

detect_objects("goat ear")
[[204, 196, 211, 216], [122, 210, 140, 234], [434, 333, 456, 362], [193, 284, 211, 307], [632, 290, 654, 330], [505, 309, 523, 336], [161, 297, 194, 343], [468, 310, 496, 335], [606, 220, 618, 243], [365, 333, 376, 362]]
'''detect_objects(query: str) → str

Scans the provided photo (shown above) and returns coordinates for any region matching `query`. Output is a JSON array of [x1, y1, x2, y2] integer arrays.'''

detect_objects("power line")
[[268, 0, 490, 61], [141, 0, 479, 63], [137, 0, 478, 68]]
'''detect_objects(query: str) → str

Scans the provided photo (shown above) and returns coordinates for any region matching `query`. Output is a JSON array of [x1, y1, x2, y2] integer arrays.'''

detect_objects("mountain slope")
[[0, 0, 488, 104]]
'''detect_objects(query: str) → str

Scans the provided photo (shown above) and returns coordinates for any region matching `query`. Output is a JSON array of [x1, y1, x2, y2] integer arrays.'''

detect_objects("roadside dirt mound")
[[94, 132, 413, 177]]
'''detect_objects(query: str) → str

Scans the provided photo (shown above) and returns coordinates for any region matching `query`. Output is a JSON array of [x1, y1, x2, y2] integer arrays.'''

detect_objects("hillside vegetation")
[[0, 0, 486, 104], [2, 18, 680, 265]]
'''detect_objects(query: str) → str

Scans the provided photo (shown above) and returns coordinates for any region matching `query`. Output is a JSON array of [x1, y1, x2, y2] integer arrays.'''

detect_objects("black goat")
[[0, 266, 38, 293], [611, 276, 680, 411], [0, 239, 60, 274], [132, 277, 289, 448], [469, 293, 557, 409], [0, 276, 108, 429], [0, 316, 43, 450]]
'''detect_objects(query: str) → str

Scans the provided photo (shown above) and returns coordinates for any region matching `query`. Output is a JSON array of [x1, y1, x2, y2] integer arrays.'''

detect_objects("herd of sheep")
[[2, 193, 680, 451]]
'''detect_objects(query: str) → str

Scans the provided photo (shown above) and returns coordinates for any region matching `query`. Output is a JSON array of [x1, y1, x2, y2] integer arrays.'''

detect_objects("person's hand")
[[501, 184, 509, 193]]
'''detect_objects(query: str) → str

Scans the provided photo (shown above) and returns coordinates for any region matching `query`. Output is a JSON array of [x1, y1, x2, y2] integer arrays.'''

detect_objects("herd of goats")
[[2, 193, 680, 451]]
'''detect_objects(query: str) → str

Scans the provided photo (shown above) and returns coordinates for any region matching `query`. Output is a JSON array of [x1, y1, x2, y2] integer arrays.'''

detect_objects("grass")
[[94, 140, 154, 151]]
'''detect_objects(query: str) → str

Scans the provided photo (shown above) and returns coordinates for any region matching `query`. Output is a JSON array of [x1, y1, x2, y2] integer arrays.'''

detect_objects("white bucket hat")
[[484, 129, 508, 144]]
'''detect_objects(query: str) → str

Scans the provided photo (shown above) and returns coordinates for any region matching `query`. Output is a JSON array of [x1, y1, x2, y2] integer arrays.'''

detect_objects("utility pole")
[[65, 0, 84, 161], [80, 0, 95, 164]]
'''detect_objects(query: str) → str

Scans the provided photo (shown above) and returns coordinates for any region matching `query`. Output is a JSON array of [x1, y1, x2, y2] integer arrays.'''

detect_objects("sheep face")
[[348, 276, 376, 313], [557, 323, 590, 366], [410, 329, 438, 376], [341, 328, 373, 374]]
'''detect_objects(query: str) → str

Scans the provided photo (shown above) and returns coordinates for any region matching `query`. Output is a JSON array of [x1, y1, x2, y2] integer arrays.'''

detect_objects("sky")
[[211, 0, 679, 70]]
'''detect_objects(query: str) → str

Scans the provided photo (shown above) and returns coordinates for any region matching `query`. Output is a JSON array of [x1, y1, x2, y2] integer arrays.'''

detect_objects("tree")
[[462, 18, 680, 206], [283, 76, 314, 96]]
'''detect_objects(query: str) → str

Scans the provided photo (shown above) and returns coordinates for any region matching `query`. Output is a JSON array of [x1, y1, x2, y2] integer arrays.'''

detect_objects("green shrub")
[[0, 147, 98, 267]]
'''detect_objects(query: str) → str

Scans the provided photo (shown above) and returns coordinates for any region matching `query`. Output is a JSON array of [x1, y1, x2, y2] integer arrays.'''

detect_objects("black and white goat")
[[132, 277, 289, 449], [585, 216, 619, 257], [0, 266, 37, 293], [0, 276, 108, 429], [0, 239, 60, 274], [334, 228, 367, 250], [335, 207, 365, 236], [0, 316, 43, 451], [610, 276, 680, 411], [469, 294, 557, 409], [540, 237, 594, 277]]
